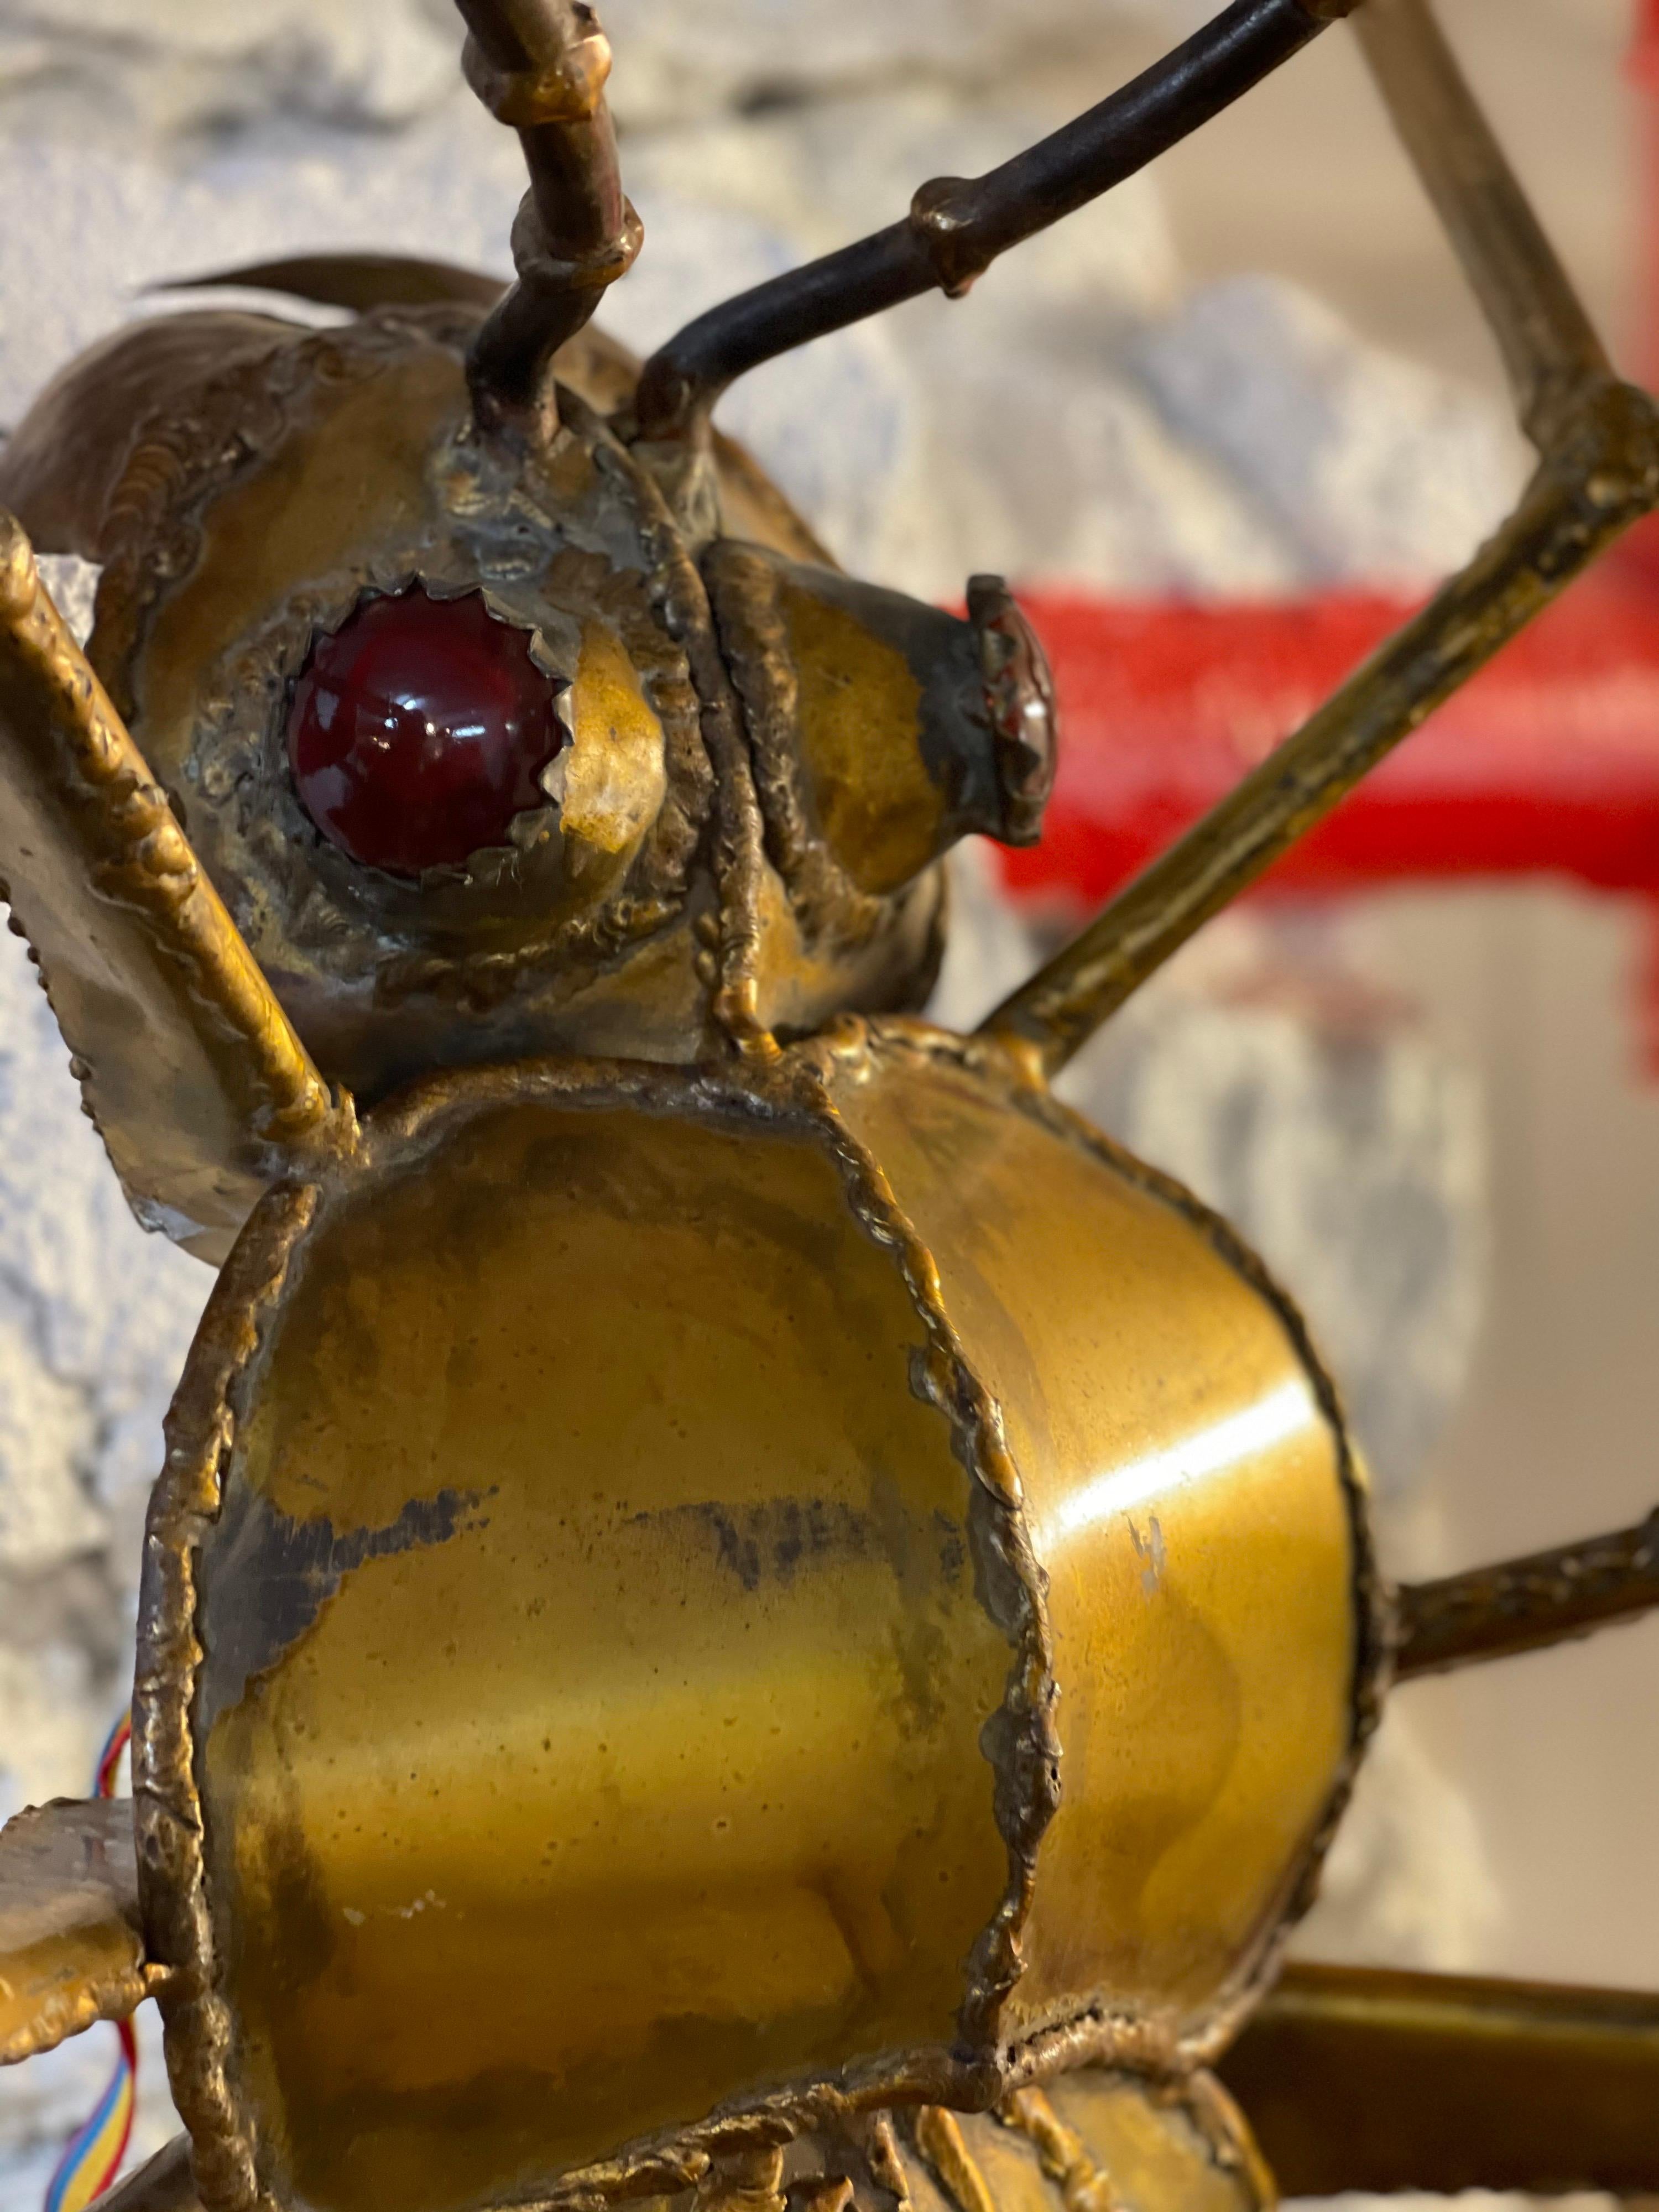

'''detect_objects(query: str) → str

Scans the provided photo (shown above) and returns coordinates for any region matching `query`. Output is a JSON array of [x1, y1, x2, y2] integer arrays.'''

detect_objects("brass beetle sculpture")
[[4, 2, 1659, 2209]]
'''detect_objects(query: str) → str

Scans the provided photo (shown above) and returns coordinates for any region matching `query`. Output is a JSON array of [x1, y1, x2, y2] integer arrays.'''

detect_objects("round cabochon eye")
[[287, 586, 568, 876]]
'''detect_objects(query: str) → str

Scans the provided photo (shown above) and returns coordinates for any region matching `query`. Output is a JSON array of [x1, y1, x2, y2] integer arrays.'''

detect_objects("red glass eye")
[[287, 588, 567, 875]]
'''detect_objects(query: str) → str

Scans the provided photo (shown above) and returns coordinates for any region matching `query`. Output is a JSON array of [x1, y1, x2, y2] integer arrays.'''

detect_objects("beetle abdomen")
[[137, 1025, 1378, 2212]]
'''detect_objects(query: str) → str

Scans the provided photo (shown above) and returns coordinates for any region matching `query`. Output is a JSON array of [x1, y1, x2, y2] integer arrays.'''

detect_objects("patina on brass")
[[134, 1027, 1373, 2212], [3, 0, 1659, 2208], [0, 1797, 159, 2065], [0, 302, 1030, 1138]]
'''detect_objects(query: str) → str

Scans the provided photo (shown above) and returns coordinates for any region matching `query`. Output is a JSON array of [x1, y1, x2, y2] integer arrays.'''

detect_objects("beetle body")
[[140, 1024, 1374, 2212], [4, 0, 1657, 2206]]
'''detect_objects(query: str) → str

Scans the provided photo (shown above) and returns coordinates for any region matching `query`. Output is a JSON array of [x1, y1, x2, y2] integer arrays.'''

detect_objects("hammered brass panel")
[[826, 1035, 1360, 2044], [195, 1095, 1012, 2212]]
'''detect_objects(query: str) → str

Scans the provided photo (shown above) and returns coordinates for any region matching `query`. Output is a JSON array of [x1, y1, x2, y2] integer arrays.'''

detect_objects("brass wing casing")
[[0, 1798, 156, 2065], [0, 516, 346, 1260], [135, 1024, 1377, 2212]]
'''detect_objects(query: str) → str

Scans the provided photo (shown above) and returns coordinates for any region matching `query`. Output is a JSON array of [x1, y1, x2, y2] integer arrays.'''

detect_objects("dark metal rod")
[[634, 0, 1347, 440], [1355, 0, 1609, 448], [1394, 1506, 1659, 1679]]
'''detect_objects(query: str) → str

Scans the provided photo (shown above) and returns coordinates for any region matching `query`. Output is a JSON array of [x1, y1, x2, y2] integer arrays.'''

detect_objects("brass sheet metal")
[[101, 320, 729, 1097], [137, 1033, 1370, 2212], [0, 514, 343, 1261], [776, 576, 943, 899], [102, 2136, 205, 2212], [1219, 1959, 1659, 2197], [142, 1058, 1022, 2212], [821, 1024, 1377, 2058], [87, 310, 946, 1104], [0, 1797, 155, 2064]]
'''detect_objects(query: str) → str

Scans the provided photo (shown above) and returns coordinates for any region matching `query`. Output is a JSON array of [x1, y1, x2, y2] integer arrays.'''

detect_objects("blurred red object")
[[1005, 575, 1659, 910]]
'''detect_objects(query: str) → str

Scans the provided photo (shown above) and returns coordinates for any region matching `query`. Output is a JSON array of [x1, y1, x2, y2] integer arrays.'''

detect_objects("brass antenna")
[[453, 0, 641, 438], [979, 0, 1657, 1079], [634, 0, 1357, 444]]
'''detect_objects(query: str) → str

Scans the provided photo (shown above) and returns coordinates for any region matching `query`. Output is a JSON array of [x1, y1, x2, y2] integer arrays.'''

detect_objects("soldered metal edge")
[[810, 1015, 1392, 2079], [131, 1044, 1058, 2212], [134, 1184, 324, 2212], [200, 536, 711, 1005], [133, 1027, 1379, 2212], [582, 391, 778, 1058], [703, 540, 903, 956]]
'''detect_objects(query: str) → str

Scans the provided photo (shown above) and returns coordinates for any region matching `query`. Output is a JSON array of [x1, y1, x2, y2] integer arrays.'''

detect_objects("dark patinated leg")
[[633, 0, 1358, 444]]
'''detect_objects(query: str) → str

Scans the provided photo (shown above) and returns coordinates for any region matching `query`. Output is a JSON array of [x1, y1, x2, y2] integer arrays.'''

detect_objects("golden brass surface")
[[706, 545, 1041, 933], [0, 301, 947, 1151], [1219, 1959, 1659, 2197], [135, 1029, 1370, 2212], [0, 513, 345, 1260], [822, 1026, 1375, 2052], [145, 1060, 1009, 2212], [0, 1797, 155, 2064], [902, 2072, 1270, 2212], [775, 578, 942, 898]]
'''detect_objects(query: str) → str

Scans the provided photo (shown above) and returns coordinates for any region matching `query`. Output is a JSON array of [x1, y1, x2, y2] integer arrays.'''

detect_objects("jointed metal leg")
[[1353, 0, 1607, 447], [0, 515, 348, 1260], [1394, 1506, 1659, 1678], [452, 0, 641, 436], [979, 0, 1659, 1077], [634, 0, 1357, 444]]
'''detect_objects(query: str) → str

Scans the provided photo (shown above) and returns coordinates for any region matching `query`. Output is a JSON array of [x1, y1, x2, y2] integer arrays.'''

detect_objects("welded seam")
[[844, 1016, 1392, 2077], [132, 1181, 318, 2212]]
